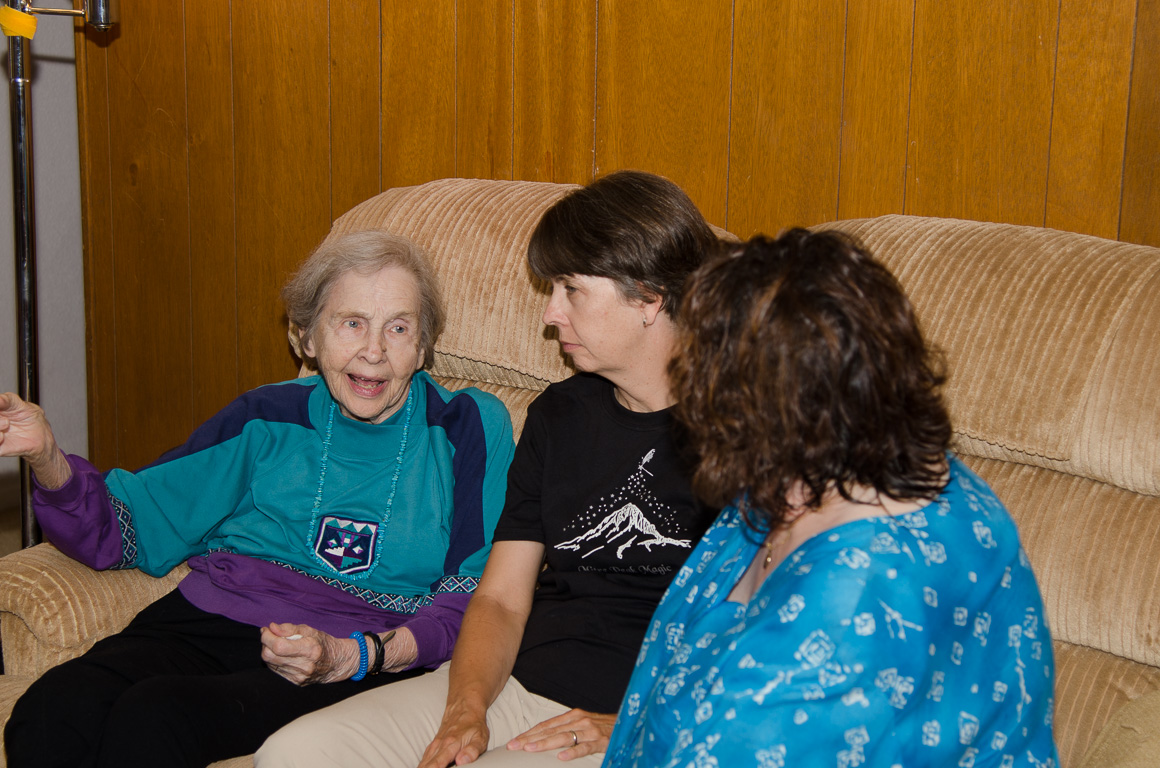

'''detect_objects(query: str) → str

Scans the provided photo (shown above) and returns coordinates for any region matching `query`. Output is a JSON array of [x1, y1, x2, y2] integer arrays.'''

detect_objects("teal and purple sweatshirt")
[[32, 372, 514, 670]]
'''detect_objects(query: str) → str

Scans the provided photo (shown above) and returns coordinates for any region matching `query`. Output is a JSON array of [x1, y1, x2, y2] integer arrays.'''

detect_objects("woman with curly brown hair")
[[602, 229, 1059, 768]]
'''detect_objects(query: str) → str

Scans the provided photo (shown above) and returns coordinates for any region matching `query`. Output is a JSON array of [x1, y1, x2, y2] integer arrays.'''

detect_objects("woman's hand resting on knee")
[[418, 700, 491, 768], [507, 709, 616, 761]]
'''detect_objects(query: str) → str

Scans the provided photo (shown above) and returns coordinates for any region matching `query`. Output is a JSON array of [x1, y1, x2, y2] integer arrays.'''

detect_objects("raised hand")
[[0, 392, 72, 489]]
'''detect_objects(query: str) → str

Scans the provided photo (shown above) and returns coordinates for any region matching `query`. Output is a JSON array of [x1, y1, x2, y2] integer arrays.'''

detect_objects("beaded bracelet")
[[349, 631, 369, 681]]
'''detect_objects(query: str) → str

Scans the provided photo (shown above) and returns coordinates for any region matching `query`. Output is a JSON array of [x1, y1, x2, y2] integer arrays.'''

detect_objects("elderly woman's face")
[[301, 265, 424, 424]]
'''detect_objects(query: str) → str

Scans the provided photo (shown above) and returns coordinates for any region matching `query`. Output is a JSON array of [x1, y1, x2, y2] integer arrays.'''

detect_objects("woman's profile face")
[[541, 274, 646, 378], [301, 265, 424, 424]]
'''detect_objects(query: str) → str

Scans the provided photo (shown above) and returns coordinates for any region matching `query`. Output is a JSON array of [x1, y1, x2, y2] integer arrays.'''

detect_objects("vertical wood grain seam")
[[101, 30, 120, 465], [454, 2, 460, 178], [76, 29, 116, 463], [229, 0, 240, 396], [1042, 0, 1064, 228], [902, 0, 917, 216], [378, 0, 383, 194], [182, 1, 195, 431], [591, 0, 600, 180], [509, 0, 516, 180], [724, 0, 736, 231], [327, 0, 334, 221], [834, 0, 850, 223], [1116, 1, 1142, 241]]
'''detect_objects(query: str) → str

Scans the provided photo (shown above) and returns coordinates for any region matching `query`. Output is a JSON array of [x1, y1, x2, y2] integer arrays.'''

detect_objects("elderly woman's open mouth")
[[348, 375, 388, 395]]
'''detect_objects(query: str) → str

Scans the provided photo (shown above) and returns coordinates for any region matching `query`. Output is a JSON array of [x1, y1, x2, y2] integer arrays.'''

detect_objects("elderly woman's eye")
[[391, 324, 408, 334]]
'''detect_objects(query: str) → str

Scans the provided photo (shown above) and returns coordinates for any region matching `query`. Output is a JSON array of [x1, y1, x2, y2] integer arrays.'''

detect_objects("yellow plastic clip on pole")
[[0, 5, 37, 39]]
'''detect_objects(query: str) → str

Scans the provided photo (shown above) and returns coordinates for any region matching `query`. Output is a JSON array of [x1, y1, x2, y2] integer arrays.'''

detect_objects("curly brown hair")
[[670, 228, 951, 532]]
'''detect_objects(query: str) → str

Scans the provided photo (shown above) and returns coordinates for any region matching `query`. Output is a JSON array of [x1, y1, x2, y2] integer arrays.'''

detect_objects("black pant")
[[4, 590, 420, 768]]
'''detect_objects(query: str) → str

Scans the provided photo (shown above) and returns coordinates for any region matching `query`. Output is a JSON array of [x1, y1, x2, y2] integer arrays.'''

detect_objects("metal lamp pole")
[[5, 0, 116, 547]]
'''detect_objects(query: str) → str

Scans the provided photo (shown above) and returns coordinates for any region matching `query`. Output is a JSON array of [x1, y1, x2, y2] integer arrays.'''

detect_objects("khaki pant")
[[254, 662, 605, 768]]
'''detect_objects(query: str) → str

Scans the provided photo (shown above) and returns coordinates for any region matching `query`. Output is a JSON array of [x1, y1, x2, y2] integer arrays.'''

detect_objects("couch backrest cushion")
[[817, 215, 1160, 497]]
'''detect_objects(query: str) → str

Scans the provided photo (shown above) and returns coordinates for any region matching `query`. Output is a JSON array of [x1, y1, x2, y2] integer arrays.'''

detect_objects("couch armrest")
[[0, 543, 188, 678]]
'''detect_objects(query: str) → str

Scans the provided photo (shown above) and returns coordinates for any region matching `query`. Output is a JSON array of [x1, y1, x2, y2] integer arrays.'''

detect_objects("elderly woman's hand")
[[260, 623, 360, 685], [0, 392, 72, 489], [260, 623, 419, 685], [506, 709, 617, 760]]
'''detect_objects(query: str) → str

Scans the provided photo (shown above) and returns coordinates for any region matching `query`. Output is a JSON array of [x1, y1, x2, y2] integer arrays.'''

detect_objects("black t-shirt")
[[492, 373, 715, 712]]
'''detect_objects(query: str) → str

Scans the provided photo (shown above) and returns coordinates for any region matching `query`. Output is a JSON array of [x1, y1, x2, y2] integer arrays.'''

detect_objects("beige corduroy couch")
[[0, 179, 1157, 767]]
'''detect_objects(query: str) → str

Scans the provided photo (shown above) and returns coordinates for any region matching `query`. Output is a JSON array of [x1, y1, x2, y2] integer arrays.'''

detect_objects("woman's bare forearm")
[[441, 540, 543, 716], [443, 592, 530, 715]]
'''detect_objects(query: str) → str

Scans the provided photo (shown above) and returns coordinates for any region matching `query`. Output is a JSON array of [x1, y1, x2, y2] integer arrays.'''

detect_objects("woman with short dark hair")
[[602, 229, 1059, 768], [257, 171, 719, 767]]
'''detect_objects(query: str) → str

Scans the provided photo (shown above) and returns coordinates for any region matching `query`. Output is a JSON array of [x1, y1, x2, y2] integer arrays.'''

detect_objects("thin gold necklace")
[[762, 528, 789, 568], [762, 512, 805, 568], [763, 535, 776, 566]]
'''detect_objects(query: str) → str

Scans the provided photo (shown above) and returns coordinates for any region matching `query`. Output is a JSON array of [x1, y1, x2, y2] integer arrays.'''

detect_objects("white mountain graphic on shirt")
[[557, 502, 692, 560]]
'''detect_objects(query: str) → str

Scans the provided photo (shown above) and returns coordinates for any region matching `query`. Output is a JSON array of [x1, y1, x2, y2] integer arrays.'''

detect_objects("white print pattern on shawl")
[[959, 711, 981, 744], [928, 670, 946, 701], [1026, 751, 1056, 768], [875, 668, 916, 708], [879, 599, 924, 639], [836, 547, 871, 568], [973, 520, 998, 548], [778, 594, 806, 623], [600, 457, 1059, 768], [756, 745, 786, 768], [837, 725, 869, 768], [853, 612, 876, 635], [842, 688, 869, 708], [736, 629, 860, 705]]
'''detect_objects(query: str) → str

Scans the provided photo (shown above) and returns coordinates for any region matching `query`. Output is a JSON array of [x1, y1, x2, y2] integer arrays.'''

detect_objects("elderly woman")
[[0, 231, 514, 768], [255, 171, 719, 767], [601, 229, 1059, 767]]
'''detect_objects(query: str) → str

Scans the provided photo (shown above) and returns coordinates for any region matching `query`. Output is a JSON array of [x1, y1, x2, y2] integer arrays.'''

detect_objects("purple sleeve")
[[31, 453, 127, 570], [395, 591, 473, 670]]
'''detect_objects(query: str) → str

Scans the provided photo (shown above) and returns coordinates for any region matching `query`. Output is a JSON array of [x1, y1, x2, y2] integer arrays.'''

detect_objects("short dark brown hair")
[[670, 228, 951, 530], [528, 170, 717, 316]]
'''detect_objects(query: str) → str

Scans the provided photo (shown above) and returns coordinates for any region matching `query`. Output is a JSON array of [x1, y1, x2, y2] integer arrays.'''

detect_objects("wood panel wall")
[[76, 0, 1160, 470]]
